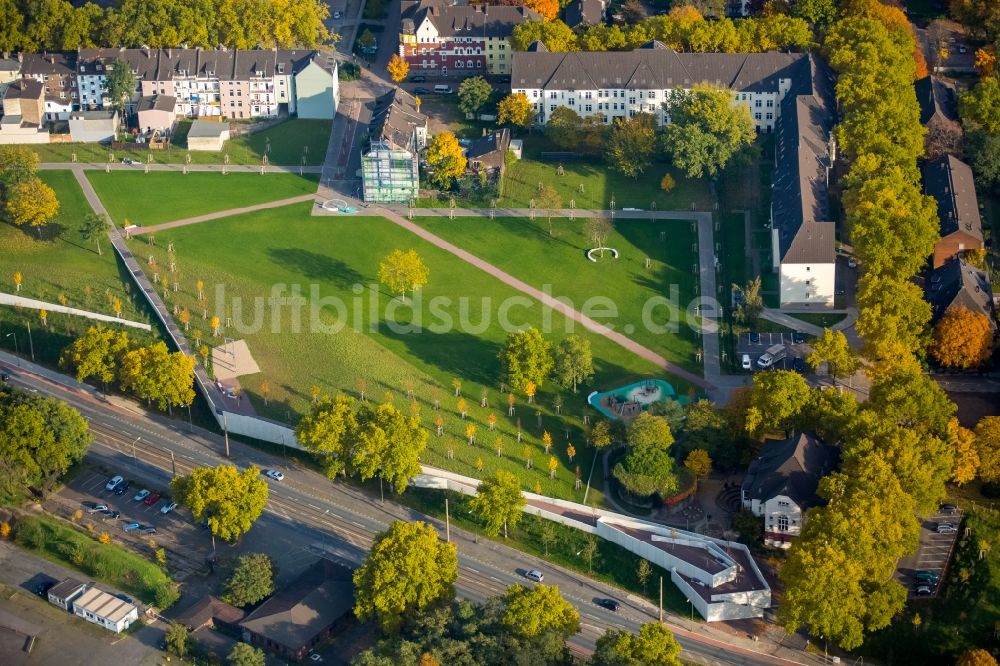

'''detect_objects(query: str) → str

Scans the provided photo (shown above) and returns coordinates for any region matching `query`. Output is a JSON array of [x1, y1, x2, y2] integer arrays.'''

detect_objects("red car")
[[143, 491, 161, 506]]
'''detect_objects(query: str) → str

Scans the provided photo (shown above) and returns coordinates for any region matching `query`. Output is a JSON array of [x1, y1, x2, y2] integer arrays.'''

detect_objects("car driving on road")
[[265, 469, 285, 481], [596, 598, 620, 611]]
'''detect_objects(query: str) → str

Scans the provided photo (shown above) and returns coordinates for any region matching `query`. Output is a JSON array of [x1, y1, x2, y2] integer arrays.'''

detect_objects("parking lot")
[[735, 331, 811, 373], [897, 505, 962, 599]]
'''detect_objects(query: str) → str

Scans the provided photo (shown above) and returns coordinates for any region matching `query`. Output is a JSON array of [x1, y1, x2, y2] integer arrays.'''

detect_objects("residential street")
[[0, 352, 817, 666]]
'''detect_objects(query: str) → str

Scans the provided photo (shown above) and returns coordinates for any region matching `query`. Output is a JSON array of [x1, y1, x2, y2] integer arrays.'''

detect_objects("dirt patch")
[[210, 339, 260, 381]]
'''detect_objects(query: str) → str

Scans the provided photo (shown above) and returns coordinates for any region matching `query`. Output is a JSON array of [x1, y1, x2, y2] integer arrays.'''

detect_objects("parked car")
[[596, 598, 620, 611], [143, 491, 161, 506], [114, 479, 132, 496], [749, 332, 760, 344], [116, 593, 134, 604], [85, 503, 109, 513], [936, 522, 958, 534], [105, 475, 124, 491], [915, 571, 940, 581], [133, 489, 151, 502], [792, 357, 807, 373], [525, 569, 544, 582], [121, 158, 135, 165], [333, 10, 342, 18], [410, 75, 427, 82], [792, 332, 806, 344], [0, 372, 9, 381], [940, 503, 958, 515], [139, 526, 157, 535], [100, 509, 121, 519], [915, 584, 934, 596], [741, 354, 752, 370], [122, 522, 141, 532], [265, 469, 285, 481], [414, 87, 430, 94], [160, 501, 178, 514], [847, 257, 857, 268]]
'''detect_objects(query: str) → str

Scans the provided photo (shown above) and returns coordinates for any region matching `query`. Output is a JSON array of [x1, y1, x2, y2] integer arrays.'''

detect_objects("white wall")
[[779, 262, 835, 306]]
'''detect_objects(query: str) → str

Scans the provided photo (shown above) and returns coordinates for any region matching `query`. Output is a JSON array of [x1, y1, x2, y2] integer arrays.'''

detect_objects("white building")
[[71, 587, 139, 634], [47, 578, 87, 611], [68, 110, 119, 143], [742, 432, 838, 549], [512, 44, 837, 306], [20, 52, 76, 121]]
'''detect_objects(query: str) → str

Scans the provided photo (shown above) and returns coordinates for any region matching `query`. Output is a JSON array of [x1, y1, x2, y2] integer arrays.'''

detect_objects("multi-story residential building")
[[20, 52, 76, 121], [362, 88, 427, 203], [925, 258, 997, 331], [512, 43, 837, 306], [76, 47, 337, 121], [922, 154, 983, 270], [400, 1, 540, 76]]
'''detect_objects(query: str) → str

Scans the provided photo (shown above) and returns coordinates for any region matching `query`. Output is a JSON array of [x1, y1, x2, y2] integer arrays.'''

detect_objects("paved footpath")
[[41, 162, 322, 174], [133, 194, 316, 234]]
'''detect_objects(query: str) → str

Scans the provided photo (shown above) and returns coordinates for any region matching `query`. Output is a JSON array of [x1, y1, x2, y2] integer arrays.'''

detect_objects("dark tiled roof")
[[742, 432, 838, 509], [174, 595, 244, 631], [47, 578, 86, 600], [402, 1, 541, 38], [4, 79, 44, 99], [369, 87, 426, 151], [565, 0, 605, 27], [467, 128, 510, 169], [914, 75, 958, 126], [922, 154, 982, 241], [925, 258, 996, 326], [20, 52, 75, 77], [239, 559, 354, 653], [77, 48, 318, 82], [137, 94, 177, 112]]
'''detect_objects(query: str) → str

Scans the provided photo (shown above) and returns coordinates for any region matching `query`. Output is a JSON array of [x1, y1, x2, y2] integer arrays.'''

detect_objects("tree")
[[171, 464, 268, 542], [684, 448, 712, 481], [807, 328, 859, 380], [353, 521, 458, 632], [0, 145, 39, 190], [511, 19, 579, 52], [592, 622, 682, 666], [79, 212, 107, 256], [351, 400, 428, 494], [535, 183, 562, 236], [584, 217, 614, 254], [947, 417, 980, 486], [106, 58, 136, 114], [683, 399, 739, 467], [660, 173, 676, 193], [424, 132, 467, 189], [378, 249, 429, 301], [627, 412, 673, 450], [732, 277, 763, 324], [6, 177, 59, 230], [792, 0, 837, 25], [387, 54, 409, 83], [498, 327, 553, 394], [613, 444, 678, 497], [552, 334, 594, 392], [957, 649, 1000, 666], [165, 623, 189, 658], [524, 0, 559, 21], [975, 416, 1000, 483], [930, 306, 994, 369], [636, 558, 652, 591], [119, 341, 195, 411], [662, 84, 755, 179], [295, 393, 358, 478], [470, 470, 525, 538], [60, 326, 131, 389], [501, 584, 580, 639], [228, 642, 266, 666], [357, 28, 376, 53], [621, 0, 645, 24], [497, 92, 534, 127], [744, 370, 812, 438], [591, 420, 613, 449], [960, 77, 1000, 134], [605, 113, 657, 177], [458, 76, 493, 117], [223, 553, 275, 607]]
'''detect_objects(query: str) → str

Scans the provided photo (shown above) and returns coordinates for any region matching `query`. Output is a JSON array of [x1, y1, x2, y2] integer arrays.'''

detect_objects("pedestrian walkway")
[[760, 307, 859, 337], [41, 162, 322, 174], [0, 292, 151, 330], [132, 194, 316, 234]]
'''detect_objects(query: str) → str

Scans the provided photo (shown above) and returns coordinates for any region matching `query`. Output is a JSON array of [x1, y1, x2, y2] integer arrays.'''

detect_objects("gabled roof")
[[467, 128, 510, 169], [565, 0, 605, 28], [4, 79, 44, 100], [174, 595, 244, 631], [403, 1, 541, 38], [742, 433, 838, 508], [138, 94, 177, 112], [914, 75, 958, 126], [77, 48, 318, 83], [368, 87, 427, 151], [925, 258, 996, 326], [20, 52, 75, 77], [48, 578, 86, 600], [239, 559, 354, 652], [923, 154, 982, 242]]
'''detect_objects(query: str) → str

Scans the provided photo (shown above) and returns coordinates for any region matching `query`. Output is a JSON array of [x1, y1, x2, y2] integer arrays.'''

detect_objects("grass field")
[[786, 313, 847, 329], [30, 119, 331, 166], [125, 203, 688, 502], [86, 171, 319, 226], [411, 216, 702, 371], [15, 515, 179, 608], [0, 171, 156, 366]]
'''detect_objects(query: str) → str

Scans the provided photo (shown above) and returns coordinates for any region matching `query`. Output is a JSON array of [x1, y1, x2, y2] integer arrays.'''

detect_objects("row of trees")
[[520, 84, 755, 179], [498, 328, 594, 395], [510, 6, 814, 54], [351, 519, 682, 665], [0, 0, 331, 52], [62, 327, 196, 412], [0, 146, 59, 233], [0, 384, 92, 502], [960, 75, 1000, 194]]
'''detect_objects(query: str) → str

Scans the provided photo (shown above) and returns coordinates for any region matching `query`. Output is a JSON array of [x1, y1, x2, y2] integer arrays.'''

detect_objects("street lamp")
[[131, 436, 141, 467], [6, 333, 18, 366]]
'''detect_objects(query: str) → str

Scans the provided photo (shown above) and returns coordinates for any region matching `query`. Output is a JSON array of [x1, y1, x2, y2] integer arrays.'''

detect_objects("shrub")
[[98, 531, 111, 544], [0, 522, 11, 538], [660, 173, 676, 192]]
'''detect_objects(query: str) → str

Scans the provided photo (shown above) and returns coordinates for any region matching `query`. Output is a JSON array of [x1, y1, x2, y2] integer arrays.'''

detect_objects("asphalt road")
[[2, 363, 806, 666]]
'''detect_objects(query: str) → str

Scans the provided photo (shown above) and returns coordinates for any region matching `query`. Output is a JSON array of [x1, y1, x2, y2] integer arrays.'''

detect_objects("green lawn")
[[127, 204, 684, 502], [86, 171, 319, 226], [786, 312, 847, 329], [30, 119, 331, 166], [0, 171, 156, 366], [411, 216, 702, 372]]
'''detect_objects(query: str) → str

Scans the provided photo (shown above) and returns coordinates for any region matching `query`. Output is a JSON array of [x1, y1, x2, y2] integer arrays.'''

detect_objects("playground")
[[588, 379, 682, 421]]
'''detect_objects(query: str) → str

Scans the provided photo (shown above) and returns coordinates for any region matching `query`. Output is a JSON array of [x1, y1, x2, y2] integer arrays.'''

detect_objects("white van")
[[433, 84, 453, 94]]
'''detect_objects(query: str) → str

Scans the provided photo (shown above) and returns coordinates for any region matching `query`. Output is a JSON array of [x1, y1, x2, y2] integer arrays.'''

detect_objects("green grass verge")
[[0, 171, 157, 367], [14, 514, 179, 608], [858, 505, 1000, 664], [30, 119, 331, 166], [410, 216, 701, 372], [401, 487, 692, 616], [85, 171, 319, 227], [784, 313, 847, 329], [126, 204, 689, 501]]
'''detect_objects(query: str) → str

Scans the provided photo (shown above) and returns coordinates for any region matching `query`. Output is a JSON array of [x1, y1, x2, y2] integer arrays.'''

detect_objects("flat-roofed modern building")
[[71, 587, 139, 634]]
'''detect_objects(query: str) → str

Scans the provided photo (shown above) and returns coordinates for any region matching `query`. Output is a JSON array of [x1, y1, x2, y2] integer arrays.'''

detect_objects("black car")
[[100, 509, 121, 519], [0, 372, 9, 382], [414, 86, 430, 94], [410, 75, 427, 82], [116, 593, 134, 604], [596, 598, 620, 612], [792, 357, 807, 373], [792, 331, 806, 344], [115, 479, 132, 495], [940, 503, 958, 515], [749, 332, 760, 344]]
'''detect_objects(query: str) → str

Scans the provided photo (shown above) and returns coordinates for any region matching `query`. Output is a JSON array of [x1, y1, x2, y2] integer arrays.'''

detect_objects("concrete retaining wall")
[[0, 293, 151, 331]]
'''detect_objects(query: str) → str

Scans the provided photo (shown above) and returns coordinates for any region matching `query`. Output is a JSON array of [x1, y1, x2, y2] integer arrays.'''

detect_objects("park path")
[[41, 162, 322, 174], [132, 194, 316, 234]]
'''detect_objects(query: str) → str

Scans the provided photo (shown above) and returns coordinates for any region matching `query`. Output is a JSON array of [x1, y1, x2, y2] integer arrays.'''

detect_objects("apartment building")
[[400, 1, 540, 76], [362, 88, 427, 203], [20, 52, 76, 121]]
